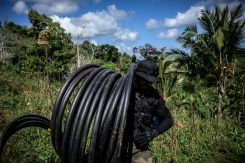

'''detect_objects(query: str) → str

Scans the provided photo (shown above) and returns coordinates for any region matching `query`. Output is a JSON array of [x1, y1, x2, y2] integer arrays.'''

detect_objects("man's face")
[[136, 77, 152, 90]]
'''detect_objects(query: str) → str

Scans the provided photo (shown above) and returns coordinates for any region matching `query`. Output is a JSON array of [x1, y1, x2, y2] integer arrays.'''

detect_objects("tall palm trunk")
[[217, 88, 223, 119], [217, 72, 227, 119]]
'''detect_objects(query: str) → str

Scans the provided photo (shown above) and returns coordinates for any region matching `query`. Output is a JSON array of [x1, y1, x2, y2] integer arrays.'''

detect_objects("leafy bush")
[[0, 63, 59, 162]]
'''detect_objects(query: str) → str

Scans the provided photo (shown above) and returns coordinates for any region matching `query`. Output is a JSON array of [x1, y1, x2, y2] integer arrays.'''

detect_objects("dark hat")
[[135, 59, 161, 83]]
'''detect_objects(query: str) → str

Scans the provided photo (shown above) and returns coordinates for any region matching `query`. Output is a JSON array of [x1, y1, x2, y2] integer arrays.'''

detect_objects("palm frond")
[[198, 9, 215, 36]]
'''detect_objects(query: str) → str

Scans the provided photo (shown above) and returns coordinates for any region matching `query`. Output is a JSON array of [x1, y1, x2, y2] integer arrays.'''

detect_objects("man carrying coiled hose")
[[125, 59, 174, 163]]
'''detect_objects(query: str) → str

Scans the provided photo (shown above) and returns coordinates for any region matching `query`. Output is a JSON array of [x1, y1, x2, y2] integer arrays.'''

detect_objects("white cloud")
[[50, 15, 79, 36], [33, 1, 79, 15], [12, 1, 28, 14], [164, 6, 204, 28], [12, 0, 129, 17], [50, 5, 137, 43], [156, 28, 178, 39], [78, 11, 119, 37], [113, 28, 138, 41], [90, 39, 98, 46], [107, 5, 127, 20], [116, 43, 133, 55], [51, 9, 119, 38], [145, 19, 160, 29]]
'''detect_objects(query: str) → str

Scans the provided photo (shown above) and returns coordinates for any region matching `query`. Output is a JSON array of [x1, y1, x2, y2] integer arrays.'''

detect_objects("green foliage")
[[0, 63, 26, 111], [118, 53, 132, 75], [2, 128, 60, 163], [98, 60, 119, 71], [163, 80, 213, 129], [133, 43, 160, 60], [0, 10, 75, 81], [96, 53, 132, 74], [99, 44, 120, 63], [0, 63, 59, 162], [174, 3, 245, 119], [224, 78, 244, 118], [1, 58, 245, 162]]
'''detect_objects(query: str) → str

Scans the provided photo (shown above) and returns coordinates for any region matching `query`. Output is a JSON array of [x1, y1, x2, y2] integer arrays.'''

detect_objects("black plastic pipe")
[[0, 57, 135, 163], [0, 114, 50, 161]]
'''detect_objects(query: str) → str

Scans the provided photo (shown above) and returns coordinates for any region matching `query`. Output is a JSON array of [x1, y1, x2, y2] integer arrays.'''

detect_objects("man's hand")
[[133, 129, 158, 147]]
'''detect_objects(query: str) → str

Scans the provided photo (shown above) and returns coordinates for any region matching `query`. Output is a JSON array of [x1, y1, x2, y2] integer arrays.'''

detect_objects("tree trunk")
[[45, 45, 53, 108], [217, 91, 223, 119], [217, 77, 225, 120], [76, 44, 80, 68]]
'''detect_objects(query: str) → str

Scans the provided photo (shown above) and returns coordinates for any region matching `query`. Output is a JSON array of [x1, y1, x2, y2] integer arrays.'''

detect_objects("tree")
[[80, 40, 100, 61], [118, 53, 132, 74], [19, 10, 75, 80], [0, 20, 29, 63], [99, 44, 120, 62], [158, 50, 187, 100], [175, 3, 245, 119], [0, 21, 11, 62], [133, 43, 160, 60]]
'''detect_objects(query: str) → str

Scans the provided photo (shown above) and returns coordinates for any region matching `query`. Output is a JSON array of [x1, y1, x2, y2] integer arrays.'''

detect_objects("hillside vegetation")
[[0, 60, 244, 163]]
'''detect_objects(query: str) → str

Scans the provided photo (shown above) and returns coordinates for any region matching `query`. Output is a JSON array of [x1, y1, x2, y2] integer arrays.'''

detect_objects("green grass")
[[151, 109, 245, 163], [0, 63, 60, 162], [0, 63, 244, 162]]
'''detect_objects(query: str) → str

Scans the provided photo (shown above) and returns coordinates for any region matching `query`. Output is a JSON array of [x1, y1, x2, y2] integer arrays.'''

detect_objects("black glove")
[[133, 129, 158, 147]]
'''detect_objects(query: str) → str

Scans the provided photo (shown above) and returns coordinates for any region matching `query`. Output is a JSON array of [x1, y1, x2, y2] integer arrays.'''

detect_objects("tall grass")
[[0, 63, 60, 162], [1, 63, 244, 162], [151, 108, 245, 163]]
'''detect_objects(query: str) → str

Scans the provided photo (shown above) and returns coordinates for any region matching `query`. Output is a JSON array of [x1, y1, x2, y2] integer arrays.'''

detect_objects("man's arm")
[[155, 98, 174, 135]]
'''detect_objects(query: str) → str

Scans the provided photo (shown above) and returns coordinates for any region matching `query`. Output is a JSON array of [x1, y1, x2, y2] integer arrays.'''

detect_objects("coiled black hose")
[[0, 58, 135, 163], [0, 114, 50, 160]]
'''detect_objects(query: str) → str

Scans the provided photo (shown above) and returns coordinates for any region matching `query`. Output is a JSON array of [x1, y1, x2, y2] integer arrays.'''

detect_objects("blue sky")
[[0, 0, 244, 55]]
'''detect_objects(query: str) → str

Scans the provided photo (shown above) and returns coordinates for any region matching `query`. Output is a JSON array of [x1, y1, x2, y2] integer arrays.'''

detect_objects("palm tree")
[[157, 51, 186, 101], [175, 3, 245, 119]]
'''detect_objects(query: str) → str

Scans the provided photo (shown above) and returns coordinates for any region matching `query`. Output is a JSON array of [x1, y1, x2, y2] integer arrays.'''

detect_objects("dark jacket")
[[124, 85, 173, 147]]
